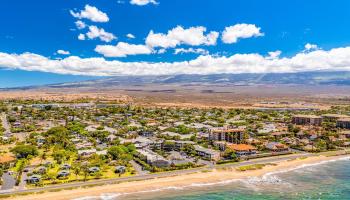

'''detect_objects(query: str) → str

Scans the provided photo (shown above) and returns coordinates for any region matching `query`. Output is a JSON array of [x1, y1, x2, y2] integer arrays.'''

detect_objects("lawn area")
[[28, 164, 135, 187], [236, 164, 266, 171]]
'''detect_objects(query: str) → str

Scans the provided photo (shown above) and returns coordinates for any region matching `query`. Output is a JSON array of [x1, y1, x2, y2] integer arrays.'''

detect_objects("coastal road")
[[0, 152, 316, 196]]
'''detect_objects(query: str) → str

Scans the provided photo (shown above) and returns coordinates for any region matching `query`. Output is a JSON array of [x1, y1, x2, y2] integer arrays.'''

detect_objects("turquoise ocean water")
[[75, 157, 350, 200]]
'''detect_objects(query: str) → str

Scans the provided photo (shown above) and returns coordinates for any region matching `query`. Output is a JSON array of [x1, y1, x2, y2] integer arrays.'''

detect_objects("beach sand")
[[5, 154, 349, 200]]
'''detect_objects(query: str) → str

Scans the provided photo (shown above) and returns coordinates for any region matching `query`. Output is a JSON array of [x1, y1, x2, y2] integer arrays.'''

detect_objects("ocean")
[[74, 156, 350, 200]]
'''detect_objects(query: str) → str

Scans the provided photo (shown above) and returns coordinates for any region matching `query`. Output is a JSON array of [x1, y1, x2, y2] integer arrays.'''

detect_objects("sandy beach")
[[4, 154, 349, 200]]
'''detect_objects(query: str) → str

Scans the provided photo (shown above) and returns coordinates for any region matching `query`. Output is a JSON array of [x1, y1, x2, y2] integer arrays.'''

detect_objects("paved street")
[[0, 113, 11, 135], [1, 172, 16, 191]]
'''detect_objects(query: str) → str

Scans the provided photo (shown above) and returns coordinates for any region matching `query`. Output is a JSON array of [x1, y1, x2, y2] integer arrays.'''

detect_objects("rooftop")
[[227, 144, 257, 151]]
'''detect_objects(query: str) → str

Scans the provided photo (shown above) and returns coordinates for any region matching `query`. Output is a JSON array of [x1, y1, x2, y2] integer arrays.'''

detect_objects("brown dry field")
[[1, 84, 350, 109]]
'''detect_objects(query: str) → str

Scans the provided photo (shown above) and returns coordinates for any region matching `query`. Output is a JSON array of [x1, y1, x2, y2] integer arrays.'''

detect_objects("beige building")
[[209, 127, 244, 143]]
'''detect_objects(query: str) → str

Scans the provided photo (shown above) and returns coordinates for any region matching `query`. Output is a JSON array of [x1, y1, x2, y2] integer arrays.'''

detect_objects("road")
[[0, 113, 11, 136], [0, 172, 16, 191], [0, 152, 314, 196]]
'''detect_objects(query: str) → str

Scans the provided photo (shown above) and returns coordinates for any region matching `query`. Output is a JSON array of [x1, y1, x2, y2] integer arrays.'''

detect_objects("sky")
[[1, 0, 350, 87]]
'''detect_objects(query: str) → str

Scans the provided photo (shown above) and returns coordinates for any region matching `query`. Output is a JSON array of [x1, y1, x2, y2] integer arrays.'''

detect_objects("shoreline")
[[4, 154, 349, 200]]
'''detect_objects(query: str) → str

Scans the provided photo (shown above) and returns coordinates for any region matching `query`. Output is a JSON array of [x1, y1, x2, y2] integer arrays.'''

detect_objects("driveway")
[[129, 160, 149, 175]]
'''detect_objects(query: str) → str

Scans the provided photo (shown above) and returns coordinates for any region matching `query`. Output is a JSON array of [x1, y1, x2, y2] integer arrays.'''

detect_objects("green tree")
[[11, 145, 38, 159]]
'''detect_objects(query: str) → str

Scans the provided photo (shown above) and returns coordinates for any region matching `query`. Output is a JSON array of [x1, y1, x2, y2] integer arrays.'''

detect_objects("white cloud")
[[70, 4, 109, 23], [304, 43, 319, 51], [57, 50, 70, 55], [174, 48, 209, 55], [75, 20, 86, 29], [130, 0, 158, 6], [78, 33, 86, 40], [146, 26, 219, 49], [267, 50, 282, 59], [126, 33, 135, 39], [3, 46, 350, 76], [95, 42, 153, 57], [85, 26, 116, 42], [222, 24, 263, 44], [157, 48, 166, 54]]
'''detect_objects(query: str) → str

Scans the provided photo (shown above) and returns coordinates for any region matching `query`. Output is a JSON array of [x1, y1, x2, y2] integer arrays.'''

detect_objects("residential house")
[[194, 145, 220, 161], [226, 144, 257, 156], [265, 142, 289, 152], [137, 149, 170, 168]]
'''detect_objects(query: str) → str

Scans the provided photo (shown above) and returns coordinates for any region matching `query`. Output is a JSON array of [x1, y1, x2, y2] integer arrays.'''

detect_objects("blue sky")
[[1, 0, 350, 87]]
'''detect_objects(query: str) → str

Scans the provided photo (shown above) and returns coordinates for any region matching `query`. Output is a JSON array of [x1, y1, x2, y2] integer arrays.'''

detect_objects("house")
[[137, 149, 170, 168], [78, 149, 97, 157], [271, 131, 291, 138], [265, 142, 289, 152], [337, 118, 350, 129], [0, 153, 16, 164], [168, 151, 193, 165], [209, 127, 245, 143], [170, 140, 195, 150], [139, 131, 154, 137], [194, 145, 220, 161], [106, 134, 118, 142], [226, 144, 257, 157], [26, 175, 41, 183], [130, 137, 153, 149], [160, 131, 193, 140], [75, 141, 93, 150], [292, 115, 322, 126], [258, 123, 277, 134], [96, 150, 108, 156], [115, 166, 126, 174]]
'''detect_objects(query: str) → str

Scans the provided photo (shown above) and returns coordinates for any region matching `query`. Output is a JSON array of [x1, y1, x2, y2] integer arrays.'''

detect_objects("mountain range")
[[44, 71, 350, 88]]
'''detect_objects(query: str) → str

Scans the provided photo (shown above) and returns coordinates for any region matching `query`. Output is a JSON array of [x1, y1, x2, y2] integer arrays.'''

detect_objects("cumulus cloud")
[[146, 26, 219, 49], [85, 26, 116, 42], [78, 33, 86, 40], [130, 0, 158, 6], [157, 48, 166, 54], [2, 46, 350, 76], [70, 5, 109, 23], [95, 42, 153, 57], [56, 50, 70, 55], [75, 20, 86, 29], [174, 48, 209, 55], [222, 24, 263, 44], [126, 33, 135, 39], [266, 50, 282, 59], [304, 43, 319, 51]]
